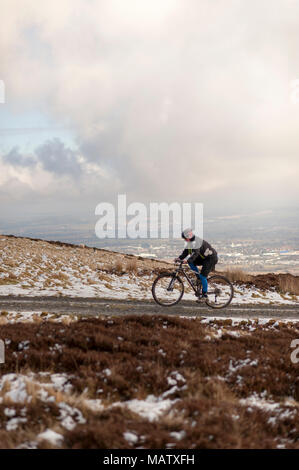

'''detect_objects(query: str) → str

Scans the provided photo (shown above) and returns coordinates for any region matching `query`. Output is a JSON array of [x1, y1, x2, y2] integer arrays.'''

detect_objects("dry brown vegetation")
[[279, 275, 299, 296], [126, 258, 138, 274], [0, 234, 298, 301], [223, 268, 252, 283], [0, 315, 298, 449], [0, 234, 168, 284], [223, 268, 299, 296]]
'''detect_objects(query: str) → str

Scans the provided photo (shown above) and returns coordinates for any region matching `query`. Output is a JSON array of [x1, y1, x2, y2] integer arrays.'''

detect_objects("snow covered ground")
[[1, 363, 297, 449], [0, 263, 297, 306], [1, 237, 298, 449], [0, 235, 298, 306], [0, 235, 298, 305], [1, 274, 297, 305], [1, 321, 298, 449], [0, 307, 298, 449]]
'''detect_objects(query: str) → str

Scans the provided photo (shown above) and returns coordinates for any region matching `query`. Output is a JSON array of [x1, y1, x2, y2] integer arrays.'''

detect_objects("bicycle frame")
[[168, 262, 201, 294], [152, 261, 234, 309]]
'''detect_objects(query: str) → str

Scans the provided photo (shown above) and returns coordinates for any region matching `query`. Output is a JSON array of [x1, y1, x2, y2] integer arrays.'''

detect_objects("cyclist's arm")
[[178, 249, 189, 260]]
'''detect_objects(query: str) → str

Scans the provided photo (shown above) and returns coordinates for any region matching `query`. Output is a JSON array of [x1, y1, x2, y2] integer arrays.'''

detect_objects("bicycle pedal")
[[196, 291, 208, 299]]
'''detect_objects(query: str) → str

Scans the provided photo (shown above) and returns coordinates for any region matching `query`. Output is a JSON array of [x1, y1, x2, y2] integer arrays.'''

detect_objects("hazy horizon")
[[1, 205, 298, 274]]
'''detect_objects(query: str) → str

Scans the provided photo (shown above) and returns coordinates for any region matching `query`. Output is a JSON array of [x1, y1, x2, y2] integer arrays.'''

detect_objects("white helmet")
[[182, 228, 194, 240]]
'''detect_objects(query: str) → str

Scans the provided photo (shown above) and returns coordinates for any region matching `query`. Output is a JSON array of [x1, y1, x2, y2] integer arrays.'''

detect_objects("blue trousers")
[[188, 261, 208, 293]]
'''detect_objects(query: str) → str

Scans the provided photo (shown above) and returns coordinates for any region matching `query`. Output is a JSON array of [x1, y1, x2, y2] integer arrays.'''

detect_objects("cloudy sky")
[[1, 0, 299, 226]]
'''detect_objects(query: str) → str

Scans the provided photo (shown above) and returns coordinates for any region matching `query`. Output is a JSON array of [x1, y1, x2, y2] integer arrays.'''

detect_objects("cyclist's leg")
[[188, 259, 203, 279], [200, 256, 217, 293]]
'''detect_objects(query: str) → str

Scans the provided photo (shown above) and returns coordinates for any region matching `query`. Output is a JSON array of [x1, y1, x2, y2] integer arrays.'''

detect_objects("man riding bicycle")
[[175, 228, 218, 299]]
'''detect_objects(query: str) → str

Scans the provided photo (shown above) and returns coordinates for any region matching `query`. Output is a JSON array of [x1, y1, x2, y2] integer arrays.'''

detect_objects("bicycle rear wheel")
[[205, 275, 234, 309], [152, 273, 184, 306]]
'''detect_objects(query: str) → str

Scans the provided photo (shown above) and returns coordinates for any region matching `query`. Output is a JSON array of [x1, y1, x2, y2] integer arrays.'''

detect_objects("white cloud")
[[1, 0, 299, 211]]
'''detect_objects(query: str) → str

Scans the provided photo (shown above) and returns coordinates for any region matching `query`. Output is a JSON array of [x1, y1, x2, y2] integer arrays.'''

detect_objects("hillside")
[[0, 234, 298, 305], [0, 235, 298, 449]]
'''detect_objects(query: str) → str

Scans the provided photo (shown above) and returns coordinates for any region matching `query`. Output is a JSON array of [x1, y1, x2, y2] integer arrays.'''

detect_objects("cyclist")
[[175, 228, 218, 299]]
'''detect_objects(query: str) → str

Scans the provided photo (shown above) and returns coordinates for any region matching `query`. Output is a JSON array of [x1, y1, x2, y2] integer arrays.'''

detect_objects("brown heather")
[[223, 267, 299, 296], [0, 315, 298, 449]]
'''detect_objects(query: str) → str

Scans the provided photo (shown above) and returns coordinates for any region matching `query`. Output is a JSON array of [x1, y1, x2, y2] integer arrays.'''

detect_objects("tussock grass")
[[0, 278, 18, 286], [112, 260, 125, 275], [126, 258, 138, 274], [279, 275, 299, 295], [224, 268, 252, 283]]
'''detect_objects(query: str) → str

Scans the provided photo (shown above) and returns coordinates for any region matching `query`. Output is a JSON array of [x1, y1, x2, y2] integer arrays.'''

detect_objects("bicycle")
[[151, 260, 234, 309]]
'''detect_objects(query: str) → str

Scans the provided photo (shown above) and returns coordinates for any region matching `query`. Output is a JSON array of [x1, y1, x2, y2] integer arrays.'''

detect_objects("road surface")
[[0, 296, 298, 319]]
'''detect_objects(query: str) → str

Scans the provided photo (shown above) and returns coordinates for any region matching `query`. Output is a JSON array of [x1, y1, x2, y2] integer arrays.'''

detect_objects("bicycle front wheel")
[[152, 273, 184, 306], [205, 275, 234, 309]]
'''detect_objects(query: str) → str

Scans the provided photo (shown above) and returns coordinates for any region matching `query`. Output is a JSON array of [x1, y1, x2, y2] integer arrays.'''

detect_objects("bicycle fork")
[[167, 273, 178, 291]]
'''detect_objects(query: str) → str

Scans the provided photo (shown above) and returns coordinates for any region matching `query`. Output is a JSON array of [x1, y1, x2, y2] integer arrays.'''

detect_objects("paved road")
[[0, 296, 298, 319]]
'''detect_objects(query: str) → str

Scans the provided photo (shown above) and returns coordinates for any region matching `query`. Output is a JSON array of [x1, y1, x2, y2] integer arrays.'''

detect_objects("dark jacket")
[[179, 236, 217, 263]]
